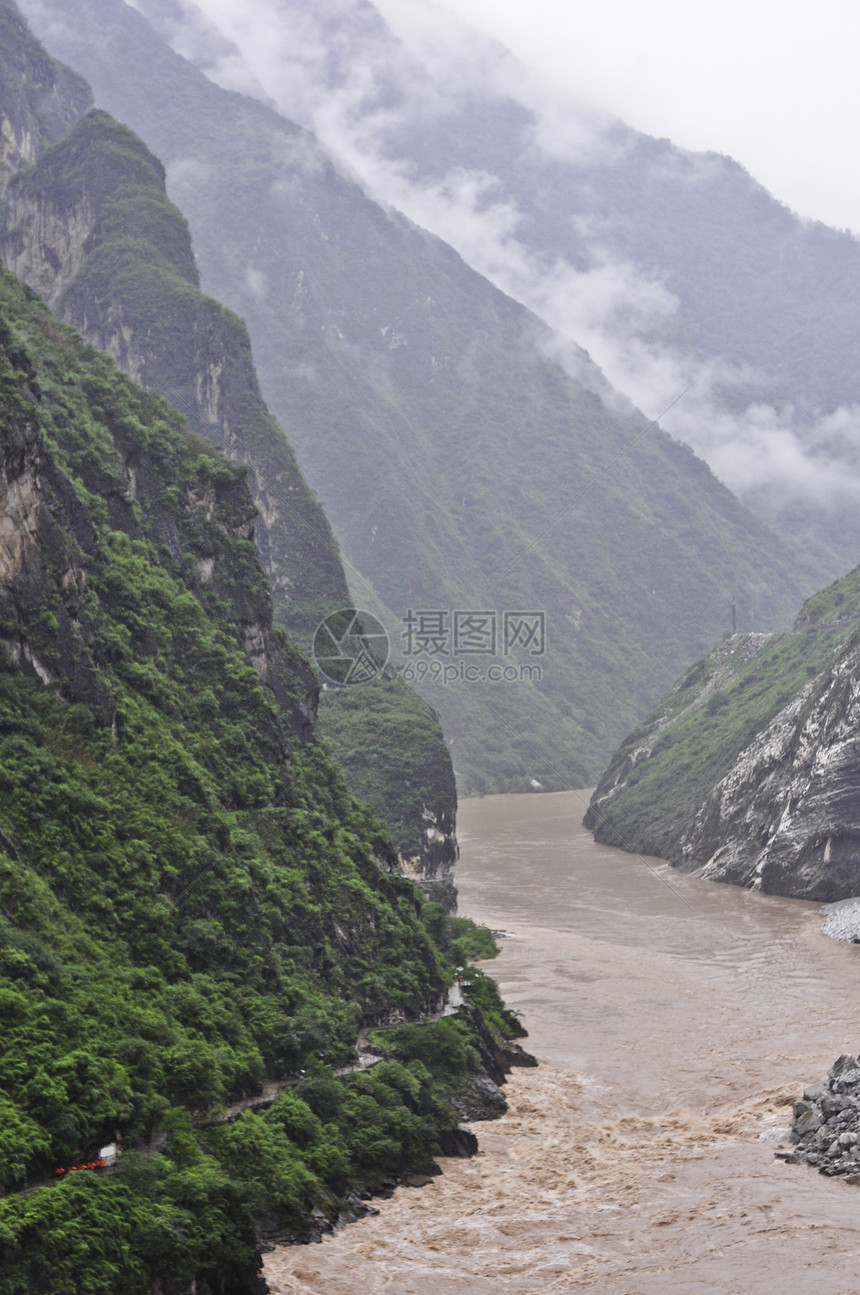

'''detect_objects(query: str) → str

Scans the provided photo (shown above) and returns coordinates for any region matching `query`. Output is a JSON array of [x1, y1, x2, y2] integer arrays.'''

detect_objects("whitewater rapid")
[[265, 790, 860, 1293]]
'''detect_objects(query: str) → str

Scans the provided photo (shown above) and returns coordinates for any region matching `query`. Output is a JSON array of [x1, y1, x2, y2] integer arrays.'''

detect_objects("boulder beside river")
[[783, 1054, 860, 1179]]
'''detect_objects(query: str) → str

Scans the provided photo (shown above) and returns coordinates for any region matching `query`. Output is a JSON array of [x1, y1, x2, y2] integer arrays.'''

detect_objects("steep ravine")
[[18, 0, 819, 798]]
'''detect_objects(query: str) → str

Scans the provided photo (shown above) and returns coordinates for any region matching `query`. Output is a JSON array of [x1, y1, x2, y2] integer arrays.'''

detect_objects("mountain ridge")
[[0, 24, 458, 883], [0, 170, 518, 1295]]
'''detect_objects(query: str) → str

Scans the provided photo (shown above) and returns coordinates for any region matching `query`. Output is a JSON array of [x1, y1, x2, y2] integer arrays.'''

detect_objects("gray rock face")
[[679, 646, 860, 900], [821, 898, 860, 941], [437, 1125, 479, 1158], [586, 572, 860, 903], [829, 1055, 860, 1080], [803, 1084, 827, 1102], [0, 1, 90, 189], [792, 1102, 824, 1137], [786, 1054, 860, 1180], [450, 1069, 509, 1123]]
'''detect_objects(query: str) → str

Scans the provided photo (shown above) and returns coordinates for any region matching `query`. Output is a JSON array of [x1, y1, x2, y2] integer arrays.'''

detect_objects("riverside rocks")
[[784, 1055, 860, 1179], [450, 1069, 509, 1122], [437, 1126, 479, 1158], [820, 898, 860, 942]]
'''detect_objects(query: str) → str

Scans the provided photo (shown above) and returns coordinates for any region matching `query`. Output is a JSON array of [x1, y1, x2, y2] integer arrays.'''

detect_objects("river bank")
[[264, 790, 860, 1293]]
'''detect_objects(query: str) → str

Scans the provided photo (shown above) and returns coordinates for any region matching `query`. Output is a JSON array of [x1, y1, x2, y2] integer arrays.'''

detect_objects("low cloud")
[[131, 0, 860, 563]]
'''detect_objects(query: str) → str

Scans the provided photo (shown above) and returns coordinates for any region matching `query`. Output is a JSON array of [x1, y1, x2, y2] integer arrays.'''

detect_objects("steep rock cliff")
[[0, 0, 90, 186], [0, 15, 458, 886], [1, 107, 347, 618], [322, 673, 458, 905], [0, 268, 317, 743], [677, 644, 860, 898], [587, 569, 860, 899]]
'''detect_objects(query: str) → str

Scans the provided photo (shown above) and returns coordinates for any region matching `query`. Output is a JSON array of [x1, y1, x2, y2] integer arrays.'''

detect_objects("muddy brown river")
[[265, 791, 860, 1294]]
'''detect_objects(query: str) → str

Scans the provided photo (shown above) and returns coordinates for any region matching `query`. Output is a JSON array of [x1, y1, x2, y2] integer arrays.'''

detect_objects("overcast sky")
[[376, 0, 860, 234]]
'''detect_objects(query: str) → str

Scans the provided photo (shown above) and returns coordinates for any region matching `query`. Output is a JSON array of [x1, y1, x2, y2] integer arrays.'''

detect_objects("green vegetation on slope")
[[585, 568, 860, 860], [0, 84, 457, 878], [0, 269, 514, 1291], [315, 673, 456, 864]]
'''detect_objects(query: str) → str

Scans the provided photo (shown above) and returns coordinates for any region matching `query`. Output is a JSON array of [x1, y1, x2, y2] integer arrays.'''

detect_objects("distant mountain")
[[118, 0, 860, 583], [585, 563, 860, 901], [20, 0, 818, 795]]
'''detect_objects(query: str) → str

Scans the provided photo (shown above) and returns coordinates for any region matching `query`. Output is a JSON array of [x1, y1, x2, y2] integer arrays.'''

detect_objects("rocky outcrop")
[[0, 0, 90, 188], [2, 185, 95, 308], [587, 633, 774, 819], [450, 1070, 508, 1122], [0, 278, 313, 738], [0, 323, 115, 723], [398, 800, 458, 907], [587, 565, 860, 900], [782, 1054, 860, 1180], [436, 1125, 479, 1157], [678, 647, 860, 899], [0, 109, 348, 617]]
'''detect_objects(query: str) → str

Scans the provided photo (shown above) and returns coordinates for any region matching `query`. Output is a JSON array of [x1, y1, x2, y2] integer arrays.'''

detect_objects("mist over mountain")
[[3, 3, 844, 1285], [18, 0, 817, 796], [117, 0, 860, 582]]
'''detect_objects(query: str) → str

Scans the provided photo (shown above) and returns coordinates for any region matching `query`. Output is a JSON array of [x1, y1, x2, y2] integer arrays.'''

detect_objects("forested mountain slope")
[[19, 0, 819, 793], [586, 567, 860, 900], [0, 0, 457, 882], [0, 261, 518, 1293]]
